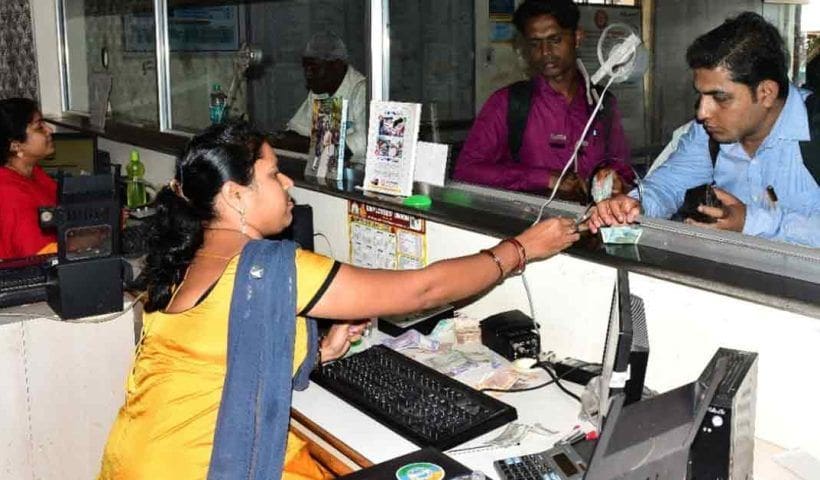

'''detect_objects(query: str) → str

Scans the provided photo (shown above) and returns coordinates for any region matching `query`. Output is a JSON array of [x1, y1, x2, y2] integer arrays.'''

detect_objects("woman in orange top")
[[0, 98, 57, 259], [98, 121, 580, 479]]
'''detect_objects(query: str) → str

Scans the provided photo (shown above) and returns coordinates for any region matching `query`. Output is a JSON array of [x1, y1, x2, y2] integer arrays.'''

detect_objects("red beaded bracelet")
[[504, 237, 527, 274]]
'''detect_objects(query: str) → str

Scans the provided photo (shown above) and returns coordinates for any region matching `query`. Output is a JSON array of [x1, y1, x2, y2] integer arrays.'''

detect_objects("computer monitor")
[[584, 354, 728, 480], [596, 269, 649, 430], [40, 132, 98, 176]]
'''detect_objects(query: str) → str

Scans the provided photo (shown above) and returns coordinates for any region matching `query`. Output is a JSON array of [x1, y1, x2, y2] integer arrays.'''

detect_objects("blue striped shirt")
[[633, 84, 819, 247]]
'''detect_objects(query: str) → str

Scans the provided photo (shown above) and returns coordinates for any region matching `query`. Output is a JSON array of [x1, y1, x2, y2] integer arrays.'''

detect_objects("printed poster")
[[363, 101, 421, 197], [306, 97, 348, 181], [123, 6, 240, 52], [348, 200, 427, 270]]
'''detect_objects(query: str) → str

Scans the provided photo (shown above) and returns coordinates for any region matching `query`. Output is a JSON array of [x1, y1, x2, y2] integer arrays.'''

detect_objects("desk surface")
[[0, 300, 58, 325], [292, 345, 801, 480], [292, 377, 586, 478]]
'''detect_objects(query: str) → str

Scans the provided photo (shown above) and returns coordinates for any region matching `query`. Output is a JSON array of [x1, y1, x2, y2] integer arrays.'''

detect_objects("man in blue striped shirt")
[[589, 12, 819, 247]]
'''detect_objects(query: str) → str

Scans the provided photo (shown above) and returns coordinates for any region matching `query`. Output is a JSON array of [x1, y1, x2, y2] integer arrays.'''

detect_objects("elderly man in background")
[[278, 32, 367, 166]]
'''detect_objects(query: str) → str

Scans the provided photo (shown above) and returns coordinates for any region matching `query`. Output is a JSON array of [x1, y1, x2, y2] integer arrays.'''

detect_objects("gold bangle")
[[479, 249, 505, 282]]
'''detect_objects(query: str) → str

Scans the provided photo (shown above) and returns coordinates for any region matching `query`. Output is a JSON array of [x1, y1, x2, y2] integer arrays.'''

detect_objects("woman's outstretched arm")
[[306, 217, 580, 320]]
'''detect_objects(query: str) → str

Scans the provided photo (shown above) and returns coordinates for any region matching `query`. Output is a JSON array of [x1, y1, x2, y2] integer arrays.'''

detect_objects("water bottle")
[[126, 150, 147, 209], [209, 83, 227, 124]]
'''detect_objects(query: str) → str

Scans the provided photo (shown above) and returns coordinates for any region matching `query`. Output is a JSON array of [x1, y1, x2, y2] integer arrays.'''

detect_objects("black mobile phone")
[[672, 183, 723, 224]]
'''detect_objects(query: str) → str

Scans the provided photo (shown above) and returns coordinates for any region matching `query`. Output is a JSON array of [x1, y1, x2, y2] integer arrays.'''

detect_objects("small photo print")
[[375, 136, 404, 158], [378, 114, 407, 137]]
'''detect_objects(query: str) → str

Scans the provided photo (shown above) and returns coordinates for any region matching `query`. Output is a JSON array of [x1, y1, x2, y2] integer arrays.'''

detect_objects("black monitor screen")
[[597, 269, 636, 430], [41, 132, 97, 176]]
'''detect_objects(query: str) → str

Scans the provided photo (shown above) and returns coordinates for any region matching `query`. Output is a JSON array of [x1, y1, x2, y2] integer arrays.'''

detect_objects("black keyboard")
[[310, 344, 518, 450], [0, 255, 54, 308]]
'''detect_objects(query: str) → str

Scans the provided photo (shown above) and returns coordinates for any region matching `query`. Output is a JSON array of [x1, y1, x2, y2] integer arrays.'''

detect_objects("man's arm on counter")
[[628, 123, 713, 218]]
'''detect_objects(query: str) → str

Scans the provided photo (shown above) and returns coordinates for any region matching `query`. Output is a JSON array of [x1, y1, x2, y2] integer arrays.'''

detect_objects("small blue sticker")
[[395, 462, 446, 480]]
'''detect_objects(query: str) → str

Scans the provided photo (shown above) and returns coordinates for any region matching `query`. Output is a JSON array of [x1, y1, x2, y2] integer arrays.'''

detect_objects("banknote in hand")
[[600, 225, 643, 244]]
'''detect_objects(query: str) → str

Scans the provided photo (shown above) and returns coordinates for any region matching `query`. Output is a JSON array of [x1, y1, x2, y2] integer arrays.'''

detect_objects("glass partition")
[[164, 0, 368, 134], [60, 0, 159, 127], [383, 0, 815, 249], [56, 0, 818, 249], [386, 1, 476, 152]]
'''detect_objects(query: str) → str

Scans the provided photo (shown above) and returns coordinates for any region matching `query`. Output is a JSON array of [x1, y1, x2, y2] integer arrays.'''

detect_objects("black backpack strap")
[[507, 80, 533, 163], [708, 138, 720, 168], [799, 93, 820, 185]]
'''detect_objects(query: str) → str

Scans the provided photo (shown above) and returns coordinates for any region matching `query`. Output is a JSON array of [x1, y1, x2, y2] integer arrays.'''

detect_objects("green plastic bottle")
[[126, 150, 147, 208]]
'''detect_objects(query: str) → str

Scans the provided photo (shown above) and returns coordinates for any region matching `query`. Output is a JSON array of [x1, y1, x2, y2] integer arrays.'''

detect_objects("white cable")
[[534, 74, 617, 226], [524, 71, 619, 333], [313, 232, 335, 259], [521, 271, 537, 329]]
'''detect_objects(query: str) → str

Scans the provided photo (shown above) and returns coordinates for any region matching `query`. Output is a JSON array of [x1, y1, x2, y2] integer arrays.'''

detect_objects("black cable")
[[539, 361, 582, 403]]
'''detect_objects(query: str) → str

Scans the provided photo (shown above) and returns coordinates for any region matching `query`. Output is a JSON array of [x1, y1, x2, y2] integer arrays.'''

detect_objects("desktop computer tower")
[[688, 348, 758, 480]]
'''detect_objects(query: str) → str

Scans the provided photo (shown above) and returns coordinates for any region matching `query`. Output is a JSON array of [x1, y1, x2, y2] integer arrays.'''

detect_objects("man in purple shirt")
[[453, 0, 633, 199]]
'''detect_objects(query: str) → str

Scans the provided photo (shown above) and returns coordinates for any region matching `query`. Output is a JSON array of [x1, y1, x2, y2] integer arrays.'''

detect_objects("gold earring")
[[239, 207, 247, 235]]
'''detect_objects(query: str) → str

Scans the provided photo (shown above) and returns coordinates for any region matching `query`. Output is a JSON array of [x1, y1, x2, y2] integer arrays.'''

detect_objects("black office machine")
[[495, 442, 587, 480], [0, 254, 56, 308], [480, 309, 540, 361], [38, 174, 125, 319]]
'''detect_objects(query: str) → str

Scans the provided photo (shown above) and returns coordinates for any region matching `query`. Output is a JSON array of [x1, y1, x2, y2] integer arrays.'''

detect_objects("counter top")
[[277, 157, 819, 318], [41, 114, 820, 317]]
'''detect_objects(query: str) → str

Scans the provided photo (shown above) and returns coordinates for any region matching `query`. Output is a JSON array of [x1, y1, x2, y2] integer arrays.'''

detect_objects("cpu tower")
[[688, 348, 758, 480]]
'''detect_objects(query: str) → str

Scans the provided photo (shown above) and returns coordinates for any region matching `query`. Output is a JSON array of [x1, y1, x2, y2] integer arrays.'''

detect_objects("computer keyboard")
[[494, 451, 563, 480], [310, 344, 518, 450], [0, 255, 54, 308]]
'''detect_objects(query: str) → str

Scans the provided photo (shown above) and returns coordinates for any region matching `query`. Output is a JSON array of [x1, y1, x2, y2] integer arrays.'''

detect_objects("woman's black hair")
[[0, 97, 39, 165], [141, 121, 269, 313]]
